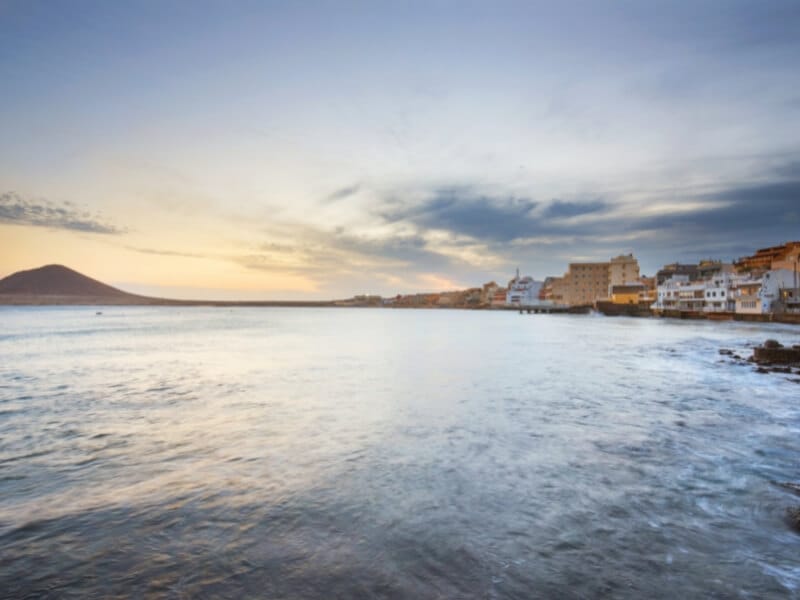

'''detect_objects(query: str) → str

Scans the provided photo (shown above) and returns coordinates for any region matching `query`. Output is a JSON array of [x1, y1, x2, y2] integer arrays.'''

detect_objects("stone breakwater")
[[753, 339, 800, 364], [718, 339, 800, 381]]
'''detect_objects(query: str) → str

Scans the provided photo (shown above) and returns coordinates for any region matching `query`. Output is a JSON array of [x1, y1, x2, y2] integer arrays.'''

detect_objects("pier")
[[506, 304, 592, 315]]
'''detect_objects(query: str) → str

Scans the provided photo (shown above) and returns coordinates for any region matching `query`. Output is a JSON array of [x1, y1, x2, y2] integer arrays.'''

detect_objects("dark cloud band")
[[0, 192, 123, 235]]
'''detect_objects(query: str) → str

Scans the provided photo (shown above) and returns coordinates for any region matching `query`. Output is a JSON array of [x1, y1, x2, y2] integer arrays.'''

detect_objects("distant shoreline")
[[0, 294, 338, 308]]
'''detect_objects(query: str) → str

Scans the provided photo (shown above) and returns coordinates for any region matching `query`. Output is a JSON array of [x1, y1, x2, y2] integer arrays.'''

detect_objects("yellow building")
[[611, 284, 645, 304]]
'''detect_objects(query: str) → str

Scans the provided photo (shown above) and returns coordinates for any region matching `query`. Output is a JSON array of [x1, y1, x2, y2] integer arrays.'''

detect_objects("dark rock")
[[764, 339, 783, 349], [770, 366, 792, 373], [753, 344, 800, 365], [747, 356, 755, 363], [756, 367, 769, 374], [733, 354, 743, 360], [719, 349, 733, 355], [786, 506, 800, 533], [773, 481, 800, 496]]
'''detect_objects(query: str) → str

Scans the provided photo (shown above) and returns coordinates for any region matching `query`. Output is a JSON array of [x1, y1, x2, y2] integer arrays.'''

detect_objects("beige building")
[[564, 262, 609, 306], [546, 276, 564, 304], [554, 253, 641, 306], [772, 246, 800, 272], [608, 254, 640, 294]]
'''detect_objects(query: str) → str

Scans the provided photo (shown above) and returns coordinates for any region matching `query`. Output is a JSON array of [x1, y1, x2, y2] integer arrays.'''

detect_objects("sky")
[[1, 0, 799, 299]]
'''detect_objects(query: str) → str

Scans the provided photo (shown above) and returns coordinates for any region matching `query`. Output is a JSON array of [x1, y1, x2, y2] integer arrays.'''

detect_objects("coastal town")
[[353, 240, 800, 323]]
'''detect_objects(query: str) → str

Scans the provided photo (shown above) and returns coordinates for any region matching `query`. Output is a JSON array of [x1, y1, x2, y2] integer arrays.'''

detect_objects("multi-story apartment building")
[[735, 241, 800, 272], [608, 254, 640, 295], [565, 262, 609, 305], [772, 246, 800, 272], [556, 254, 641, 306]]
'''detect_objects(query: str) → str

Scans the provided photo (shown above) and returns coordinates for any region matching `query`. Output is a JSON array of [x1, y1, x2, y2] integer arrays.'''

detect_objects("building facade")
[[608, 254, 640, 295], [735, 241, 800, 272], [562, 262, 609, 306], [653, 268, 800, 315], [611, 284, 645, 305], [505, 270, 544, 306]]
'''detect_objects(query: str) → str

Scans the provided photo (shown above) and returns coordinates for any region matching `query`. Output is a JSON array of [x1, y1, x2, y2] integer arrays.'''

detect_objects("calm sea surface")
[[1, 307, 800, 599]]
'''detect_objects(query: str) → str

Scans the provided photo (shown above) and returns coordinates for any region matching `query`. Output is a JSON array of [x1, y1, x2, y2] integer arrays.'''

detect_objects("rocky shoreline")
[[719, 340, 800, 535], [718, 339, 800, 382]]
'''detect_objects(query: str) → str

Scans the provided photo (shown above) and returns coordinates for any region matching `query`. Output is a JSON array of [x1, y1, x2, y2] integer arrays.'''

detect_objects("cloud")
[[631, 181, 799, 235], [380, 188, 540, 241], [236, 227, 454, 278], [0, 192, 123, 234], [543, 199, 608, 219], [324, 184, 361, 203], [122, 245, 208, 259], [622, 179, 800, 258], [377, 187, 621, 243], [356, 162, 800, 280]]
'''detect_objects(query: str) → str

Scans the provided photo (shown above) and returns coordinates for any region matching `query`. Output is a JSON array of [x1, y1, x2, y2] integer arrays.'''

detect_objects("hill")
[[0, 264, 157, 305], [0, 264, 337, 306], [0, 264, 133, 297]]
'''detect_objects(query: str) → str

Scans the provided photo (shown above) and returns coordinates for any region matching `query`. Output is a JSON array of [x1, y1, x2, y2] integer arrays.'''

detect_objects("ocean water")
[[1, 307, 800, 599]]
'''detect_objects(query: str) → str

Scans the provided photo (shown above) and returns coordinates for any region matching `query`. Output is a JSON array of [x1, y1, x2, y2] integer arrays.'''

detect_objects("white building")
[[759, 269, 800, 313], [653, 271, 742, 313], [701, 271, 734, 312], [731, 277, 763, 314], [653, 268, 799, 315], [506, 269, 545, 306]]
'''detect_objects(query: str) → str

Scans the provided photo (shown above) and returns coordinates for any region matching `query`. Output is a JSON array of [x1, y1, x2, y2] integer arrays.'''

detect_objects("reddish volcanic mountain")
[[0, 264, 162, 305], [0, 264, 334, 306], [0, 264, 132, 297]]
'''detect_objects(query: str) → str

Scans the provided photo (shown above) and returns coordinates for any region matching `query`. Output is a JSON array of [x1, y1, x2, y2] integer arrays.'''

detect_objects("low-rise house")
[[760, 269, 800, 314], [653, 272, 735, 313], [480, 281, 499, 305], [654, 268, 795, 316], [491, 288, 508, 307], [731, 278, 762, 314]]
